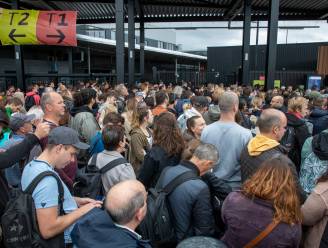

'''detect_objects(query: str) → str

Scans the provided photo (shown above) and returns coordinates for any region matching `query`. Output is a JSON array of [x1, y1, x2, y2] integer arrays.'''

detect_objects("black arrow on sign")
[[9, 29, 26, 42], [46, 29, 65, 43]]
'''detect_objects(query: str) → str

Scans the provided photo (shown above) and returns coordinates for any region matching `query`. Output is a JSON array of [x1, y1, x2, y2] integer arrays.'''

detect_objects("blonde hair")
[[212, 87, 225, 104], [288, 96, 308, 113], [251, 96, 263, 109]]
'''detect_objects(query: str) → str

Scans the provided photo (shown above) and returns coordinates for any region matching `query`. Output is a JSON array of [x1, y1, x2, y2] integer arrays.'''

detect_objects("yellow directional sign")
[[0, 8, 77, 46], [0, 8, 40, 45]]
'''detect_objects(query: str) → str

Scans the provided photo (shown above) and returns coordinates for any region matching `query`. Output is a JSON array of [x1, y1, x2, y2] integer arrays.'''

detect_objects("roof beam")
[[43, 0, 115, 3], [319, 9, 328, 19], [142, 0, 229, 9], [39, 0, 59, 10], [135, 0, 144, 17], [252, 6, 326, 14], [1, 0, 41, 9], [76, 13, 325, 24], [223, 0, 243, 21]]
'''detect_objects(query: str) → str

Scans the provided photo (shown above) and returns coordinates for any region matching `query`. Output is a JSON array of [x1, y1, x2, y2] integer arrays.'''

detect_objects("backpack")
[[1, 171, 64, 248], [73, 155, 128, 199], [25, 95, 36, 111], [138, 169, 198, 247], [280, 125, 296, 152]]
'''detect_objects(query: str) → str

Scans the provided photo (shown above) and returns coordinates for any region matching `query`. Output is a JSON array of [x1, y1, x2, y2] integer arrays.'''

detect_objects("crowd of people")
[[0, 80, 328, 247]]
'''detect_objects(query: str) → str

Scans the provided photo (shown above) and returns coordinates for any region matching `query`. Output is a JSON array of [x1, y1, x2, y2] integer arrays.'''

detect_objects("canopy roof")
[[1, 0, 328, 24]]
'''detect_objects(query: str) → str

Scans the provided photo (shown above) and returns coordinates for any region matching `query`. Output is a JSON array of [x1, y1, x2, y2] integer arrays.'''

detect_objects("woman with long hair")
[[302, 162, 328, 247], [121, 96, 137, 142], [138, 112, 185, 189], [69, 88, 100, 144], [221, 155, 302, 247], [129, 102, 153, 175]]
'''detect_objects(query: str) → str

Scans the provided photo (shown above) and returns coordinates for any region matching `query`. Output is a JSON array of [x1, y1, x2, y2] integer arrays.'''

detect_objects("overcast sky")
[[148, 20, 328, 51]]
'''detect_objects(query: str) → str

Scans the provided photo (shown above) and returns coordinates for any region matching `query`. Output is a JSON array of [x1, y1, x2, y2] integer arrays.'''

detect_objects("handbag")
[[243, 220, 280, 248]]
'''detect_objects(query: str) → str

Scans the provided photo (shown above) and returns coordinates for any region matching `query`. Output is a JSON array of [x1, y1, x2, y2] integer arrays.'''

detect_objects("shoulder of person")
[[314, 182, 328, 199]]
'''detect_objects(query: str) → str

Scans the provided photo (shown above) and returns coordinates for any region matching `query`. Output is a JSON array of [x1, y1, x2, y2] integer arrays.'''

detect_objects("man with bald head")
[[240, 108, 305, 200], [270, 95, 287, 112], [240, 108, 288, 182], [201, 91, 252, 189], [29, 92, 76, 190], [71, 180, 151, 248]]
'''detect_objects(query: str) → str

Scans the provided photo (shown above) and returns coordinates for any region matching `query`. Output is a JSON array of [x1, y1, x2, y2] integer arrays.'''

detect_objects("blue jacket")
[[71, 208, 152, 248], [89, 132, 104, 156], [309, 108, 328, 135]]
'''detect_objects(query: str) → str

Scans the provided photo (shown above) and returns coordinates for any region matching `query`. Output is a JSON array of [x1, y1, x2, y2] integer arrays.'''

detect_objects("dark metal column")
[[265, 0, 280, 90], [87, 47, 91, 75], [241, 0, 251, 85], [68, 48, 73, 75], [115, 0, 124, 84], [128, 0, 135, 86], [175, 58, 178, 84], [139, 19, 145, 80], [12, 0, 25, 91]]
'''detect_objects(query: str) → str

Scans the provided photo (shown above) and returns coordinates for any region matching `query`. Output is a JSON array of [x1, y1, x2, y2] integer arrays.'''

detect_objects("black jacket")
[[70, 105, 94, 117], [309, 107, 328, 136], [0, 134, 40, 216], [285, 113, 312, 170], [138, 145, 181, 189], [72, 208, 151, 248], [240, 144, 306, 203], [157, 160, 215, 241]]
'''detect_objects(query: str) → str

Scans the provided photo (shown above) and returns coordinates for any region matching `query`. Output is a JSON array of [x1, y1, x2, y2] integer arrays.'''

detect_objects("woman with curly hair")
[[138, 112, 185, 189], [221, 155, 302, 247]]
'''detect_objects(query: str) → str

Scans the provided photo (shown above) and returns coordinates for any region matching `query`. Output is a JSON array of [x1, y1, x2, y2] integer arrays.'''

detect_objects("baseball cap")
[[9, 113, 35, 132], [48, 126, 89, 150], [135, 91, 144, 98], [191, 96, 209, 108]]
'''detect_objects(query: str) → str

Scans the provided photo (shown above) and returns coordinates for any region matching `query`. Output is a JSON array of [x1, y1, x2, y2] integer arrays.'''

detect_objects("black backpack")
[[73, 155, 128, 199], [280, 125, 296, 152], [138, 169, 198, 247], [1, 171, 64, 248], [25, 95, 36, 111]]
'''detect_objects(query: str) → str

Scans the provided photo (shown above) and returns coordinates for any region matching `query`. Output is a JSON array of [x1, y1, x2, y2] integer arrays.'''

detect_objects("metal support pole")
[[68, 48, 73, 75], [115, 0, 124, 84], [255, 20, 259, 71], [128, 0, 135, 86], [265, 0, 280, 90], [198, 62, 201, 86], [87, 47, 91, 75], [175, 58, 178, 85], [241, 0, 251, 85], [12, 0, 25, 91], [139, 19, 145, 80]]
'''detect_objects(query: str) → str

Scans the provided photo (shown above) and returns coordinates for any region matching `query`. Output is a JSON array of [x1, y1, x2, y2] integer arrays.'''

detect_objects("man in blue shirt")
[[21, 126, 102, 245]]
